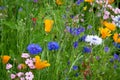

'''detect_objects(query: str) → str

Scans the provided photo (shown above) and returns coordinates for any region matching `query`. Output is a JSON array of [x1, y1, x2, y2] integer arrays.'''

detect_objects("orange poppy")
[[108, 0, 114, 4], [44, 19, 54, 33], [35, 56, 50, 69], [1, 55, 11, 64], [85, 0, 93, 3], [113, 33, 120, 43]]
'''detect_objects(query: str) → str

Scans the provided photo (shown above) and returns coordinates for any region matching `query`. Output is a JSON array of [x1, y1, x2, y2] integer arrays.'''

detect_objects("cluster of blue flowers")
[[27, 42, 59, 54], [66, 26, 85, 36]]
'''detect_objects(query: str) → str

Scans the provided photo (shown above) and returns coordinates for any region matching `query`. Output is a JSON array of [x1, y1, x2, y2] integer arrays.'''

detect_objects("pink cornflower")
[[103, 11, 110, 19], [20, 77, 25, 80], [10, 74, 16, 79], [114, 8, 120, 14], [17, 72, 24, 77], [29, 65, 35, 69], [6, 63, 12, 70], [25, 71, 34, 80], [25, 59, 34, 67], [21, 53, 30, 58]]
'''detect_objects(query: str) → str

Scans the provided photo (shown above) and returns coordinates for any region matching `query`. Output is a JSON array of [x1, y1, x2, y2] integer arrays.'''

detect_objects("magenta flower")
[[10, 74, 16, 79], [21, 53, 30, 58], [6, 63, 12, 70], [25, 71, 34, 80]]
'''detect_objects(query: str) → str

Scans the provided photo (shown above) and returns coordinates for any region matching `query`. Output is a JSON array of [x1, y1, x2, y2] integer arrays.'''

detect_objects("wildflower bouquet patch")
[[1, 0, 120, 80]]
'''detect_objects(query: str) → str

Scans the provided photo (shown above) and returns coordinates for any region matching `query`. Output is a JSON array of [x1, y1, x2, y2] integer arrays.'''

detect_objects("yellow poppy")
[[35, 56, 50, 69], [44, 19, 54, 33], [56, 0, 62, 5], [1, 55, 11, 64], [99, 27, 111, 38], [103, 21, 116, 31], [113, 33, 120, 43]]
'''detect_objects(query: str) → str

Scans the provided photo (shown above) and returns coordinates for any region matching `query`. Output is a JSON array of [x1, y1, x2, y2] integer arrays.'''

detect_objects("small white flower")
[[85, 35, 102, 45]]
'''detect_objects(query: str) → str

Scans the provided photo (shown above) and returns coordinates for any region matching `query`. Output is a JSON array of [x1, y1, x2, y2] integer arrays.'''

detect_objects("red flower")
[[32, 18, 37, 23]]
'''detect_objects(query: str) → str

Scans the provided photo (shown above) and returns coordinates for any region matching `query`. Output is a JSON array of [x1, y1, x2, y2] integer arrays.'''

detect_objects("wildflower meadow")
[[1, 0, 120, 80]]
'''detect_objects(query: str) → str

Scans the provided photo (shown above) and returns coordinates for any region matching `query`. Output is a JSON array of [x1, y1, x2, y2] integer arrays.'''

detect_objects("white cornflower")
[[85, 35, 102, 45], [113, 15, 120, 28]]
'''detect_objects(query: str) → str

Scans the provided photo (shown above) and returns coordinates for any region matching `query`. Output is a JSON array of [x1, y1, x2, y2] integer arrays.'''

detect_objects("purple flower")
[[75, 73, 79, 77], [79, 35, 86, 42], [73, 41, 78, 48], [48, 42, 59, 51], [96, 56, 100, 60], [113, 64, 117, 69], [27, 44, 42, 54], [113, 42, 120, 48], [66, 26, 85, 36], [114, 53, 119, 60], [76, 27, 85, 35], [67, 61, 70, 65], [87, 25, 92, 29], [73, 66, 78, 70], [110, 58, 114, 63], [83, 47, 91, 53], [33, 0, 38, 3], [76, 0, 84, 5], [104, 46, 109, 52], [18, 7, 23, 12]]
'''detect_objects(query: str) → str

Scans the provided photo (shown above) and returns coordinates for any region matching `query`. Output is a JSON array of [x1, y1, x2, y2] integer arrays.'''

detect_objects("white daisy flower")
[[85, 35, 102, 45]]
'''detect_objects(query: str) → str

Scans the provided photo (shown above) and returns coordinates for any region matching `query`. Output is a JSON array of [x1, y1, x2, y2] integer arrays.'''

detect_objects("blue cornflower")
[[110, 58, 114, 63], [83, 47, 91, 53], [18, 7, 23, 12], [76, 0, 84, 5], [73, 41, 78, 48], [0, 6, 5, 10], [66, 26, 85, 36], [113, 64, 117, 69], [113, 42, 120, 48], [73, 65, 78, 70], [87, 25, 92, 29], [104, 46, 109, 52], [79, 35, 86, 42], [114, 53, 119, 60], [76, 27, 85, 35], [27, 44, 42, 54], [48, 42, 59, 51], [67, 60, 70, 65], [75, 73, 79, 77]]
